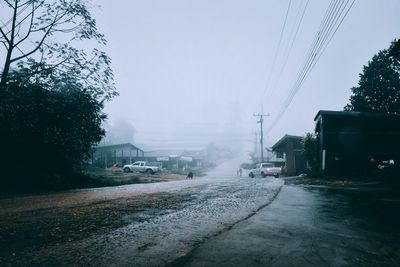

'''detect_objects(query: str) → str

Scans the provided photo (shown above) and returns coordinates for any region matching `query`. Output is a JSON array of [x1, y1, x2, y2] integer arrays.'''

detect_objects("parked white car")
[[123, 161, 160, 174], [249, 162, 281, 178]]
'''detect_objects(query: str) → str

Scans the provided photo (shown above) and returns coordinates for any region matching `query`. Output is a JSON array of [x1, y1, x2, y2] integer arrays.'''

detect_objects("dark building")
[[314, 110, 400, 177], [272, 135, 306, 176]]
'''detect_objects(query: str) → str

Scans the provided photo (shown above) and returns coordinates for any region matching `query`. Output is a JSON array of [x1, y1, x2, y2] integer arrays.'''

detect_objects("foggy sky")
[[93, 0, 400, 150]]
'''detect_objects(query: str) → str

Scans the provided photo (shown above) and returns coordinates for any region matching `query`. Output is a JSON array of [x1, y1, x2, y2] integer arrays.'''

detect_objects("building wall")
[[273, 136, 306, 176], [93, 146, 144, 168], [316, 112, 400, 177]]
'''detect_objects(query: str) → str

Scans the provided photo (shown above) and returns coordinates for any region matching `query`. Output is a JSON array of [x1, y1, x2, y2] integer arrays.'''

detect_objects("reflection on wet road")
[[180, 183, 400, 267]]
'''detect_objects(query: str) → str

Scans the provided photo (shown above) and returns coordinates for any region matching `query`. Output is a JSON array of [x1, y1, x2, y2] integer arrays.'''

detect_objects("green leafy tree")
[[302, 132, 319, 177], [0, 0, 117, 191], [344, 39, 400, 114], [0, 78, 106, 191], [0, 0, 116, 101]]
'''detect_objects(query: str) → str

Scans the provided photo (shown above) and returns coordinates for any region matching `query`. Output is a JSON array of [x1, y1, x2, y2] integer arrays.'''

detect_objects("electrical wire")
[[262, 0, 292, 96], [266, 0, 356, 133], [268, 0, 309, 97]]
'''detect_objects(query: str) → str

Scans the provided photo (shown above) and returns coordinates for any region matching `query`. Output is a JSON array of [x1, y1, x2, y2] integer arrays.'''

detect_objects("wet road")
[[0, 156, 284, 266], [174, 182, 400, 267], [2, 153, 400, 266]]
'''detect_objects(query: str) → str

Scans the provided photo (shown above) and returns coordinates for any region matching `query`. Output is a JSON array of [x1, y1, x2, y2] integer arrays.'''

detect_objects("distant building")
[[272, 135, 306, 176], [92, 143, 144, 168], [143, 149, 185, 169], [314, 110, 400, 177], [143, 149, 205, 170]]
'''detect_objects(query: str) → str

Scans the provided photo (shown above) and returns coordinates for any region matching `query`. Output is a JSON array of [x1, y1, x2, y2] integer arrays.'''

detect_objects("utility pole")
[[253, 105, 269, 162], [253, 130, 259, 157]]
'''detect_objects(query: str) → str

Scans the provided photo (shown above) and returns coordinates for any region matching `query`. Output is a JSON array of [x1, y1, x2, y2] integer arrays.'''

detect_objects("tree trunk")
[[0, 1, 18, 88], [0, 49, 13, 88]]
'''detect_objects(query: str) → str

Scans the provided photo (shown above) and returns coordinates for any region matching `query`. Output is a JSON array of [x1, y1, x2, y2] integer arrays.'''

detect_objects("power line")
[[262, 0, 292, 96], [268, 0, 309, 97], [274, 0, 342, 109], [266, 0, 339, 128], [0, 2, 42, 57], [290, 0, 353, 100], [268, 0, 354, 132], [312, 0, 356, 69], [290, 0, 341, 94], [0, 2, 30, 31], [267, 0, 356, 133]]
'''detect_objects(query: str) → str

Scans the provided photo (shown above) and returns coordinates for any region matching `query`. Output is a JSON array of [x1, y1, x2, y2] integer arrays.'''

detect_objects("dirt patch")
[[0, 192, 193, 262], [84, 167, 187, 185]]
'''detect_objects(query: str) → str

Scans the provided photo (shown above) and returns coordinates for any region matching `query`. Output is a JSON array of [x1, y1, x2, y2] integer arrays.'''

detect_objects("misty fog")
[[91, 0, 399, 152]]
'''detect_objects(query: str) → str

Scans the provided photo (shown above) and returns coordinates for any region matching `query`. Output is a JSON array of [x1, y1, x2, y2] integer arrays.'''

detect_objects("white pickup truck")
[[123, 161, 160, 174], [248, 162, 281, 178]]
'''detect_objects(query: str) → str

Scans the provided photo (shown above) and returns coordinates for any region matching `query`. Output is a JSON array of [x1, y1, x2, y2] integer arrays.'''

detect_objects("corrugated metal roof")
[[94, 143, 143, 152], [271, 134, 303, 151]]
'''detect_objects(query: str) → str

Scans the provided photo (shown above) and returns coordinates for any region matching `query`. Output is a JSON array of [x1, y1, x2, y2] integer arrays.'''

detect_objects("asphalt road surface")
[[1, 156, 400, 267], [173, 182, 400, 267]]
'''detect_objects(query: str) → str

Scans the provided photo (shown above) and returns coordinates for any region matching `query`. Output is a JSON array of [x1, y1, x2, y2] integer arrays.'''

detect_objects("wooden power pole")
[[253, 106, 269, 162]]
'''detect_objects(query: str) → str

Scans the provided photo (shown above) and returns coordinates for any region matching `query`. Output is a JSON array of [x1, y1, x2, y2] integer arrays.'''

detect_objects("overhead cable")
[[266, 0, 356, 133], [262, 0, 292, 96]]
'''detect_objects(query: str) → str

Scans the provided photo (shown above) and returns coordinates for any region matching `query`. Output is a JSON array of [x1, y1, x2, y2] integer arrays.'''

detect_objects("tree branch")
[[13, 1, 36, 47], [21, 50, 45, 85], [3, 0, 14, 8], [0, 27, 10, 44], [10, 30, 51, 62], [10, 10, 58, 63], [4, 0, 43, 36], [9, 0, 19, 47]]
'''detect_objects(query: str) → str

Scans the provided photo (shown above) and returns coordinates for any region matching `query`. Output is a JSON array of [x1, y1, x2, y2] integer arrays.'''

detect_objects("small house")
[[272, 135, 306, 176]]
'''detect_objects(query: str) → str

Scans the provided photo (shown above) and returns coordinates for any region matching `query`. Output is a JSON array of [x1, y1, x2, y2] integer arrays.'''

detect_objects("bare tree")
[[0, 0, 116, 100]]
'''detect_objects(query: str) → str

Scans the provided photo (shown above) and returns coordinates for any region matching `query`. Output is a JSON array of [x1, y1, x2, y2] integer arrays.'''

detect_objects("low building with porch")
[[272, 135, 306, 176], [143, 149, 205, 170], [92, 143, 144, 168]]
